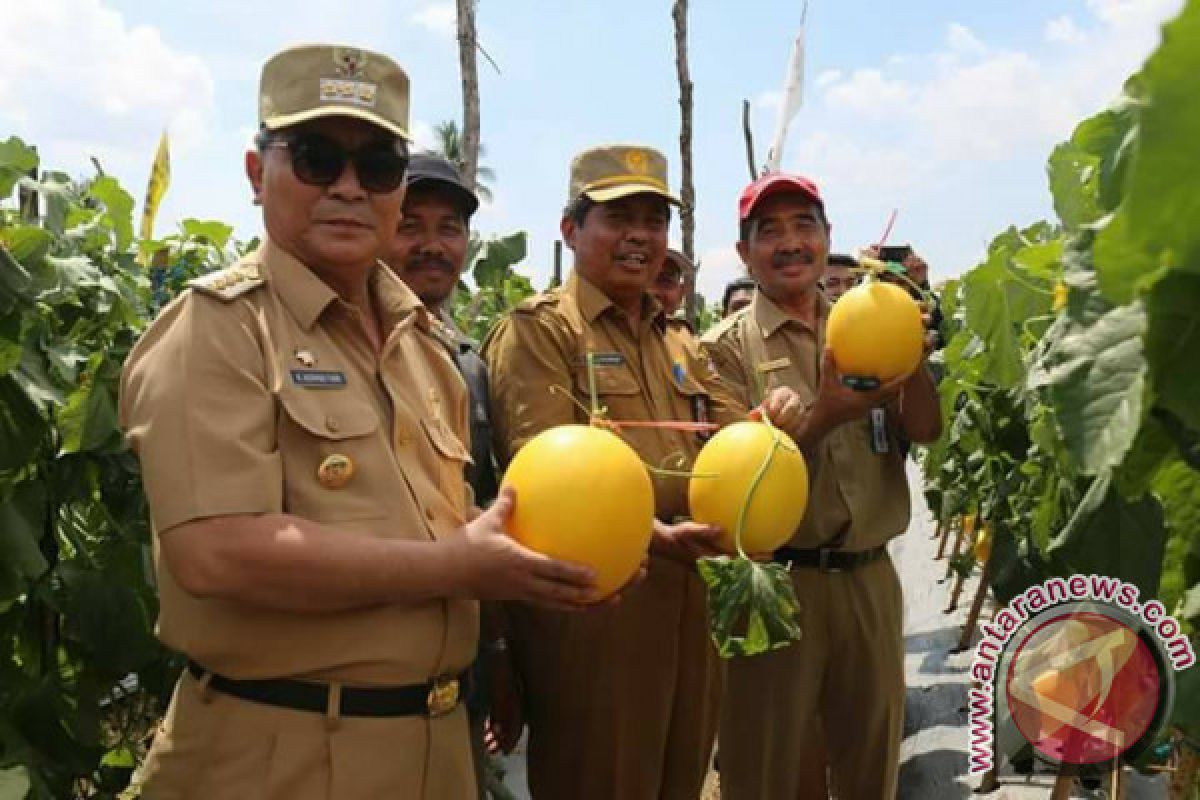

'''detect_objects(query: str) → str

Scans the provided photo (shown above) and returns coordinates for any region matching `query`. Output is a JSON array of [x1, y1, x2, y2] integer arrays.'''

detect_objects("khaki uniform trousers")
[[511, 556, 723, 800], [720, 555, 905, 800], [138, 671, 475, 799]]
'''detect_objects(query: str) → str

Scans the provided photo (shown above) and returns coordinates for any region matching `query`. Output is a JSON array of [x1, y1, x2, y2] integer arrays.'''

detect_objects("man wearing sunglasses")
[[119, 44, 599, 799]]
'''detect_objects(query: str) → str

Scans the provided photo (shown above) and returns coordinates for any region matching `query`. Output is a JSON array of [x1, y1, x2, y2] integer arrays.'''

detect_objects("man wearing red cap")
[[702, 174, 941, 799]]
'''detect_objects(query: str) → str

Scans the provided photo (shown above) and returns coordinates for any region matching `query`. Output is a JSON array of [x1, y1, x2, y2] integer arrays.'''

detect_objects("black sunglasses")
[[260, 132, 409, 193]]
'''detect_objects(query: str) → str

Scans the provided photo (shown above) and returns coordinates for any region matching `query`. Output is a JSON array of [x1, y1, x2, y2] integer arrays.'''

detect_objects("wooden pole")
[[941, 522, 966, 580], [671, 0, 697, 326], [954, 559, 992, 651], [552, 240, 563, 288], [1050, 768, 1075, 800], [742, 99, 759, 180], [935, 515, 957, 560], [455, 0, 481, 188]]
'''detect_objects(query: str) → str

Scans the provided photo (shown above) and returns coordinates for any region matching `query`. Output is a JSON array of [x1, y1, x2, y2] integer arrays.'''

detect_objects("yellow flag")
[[139, 130, 171, 261]]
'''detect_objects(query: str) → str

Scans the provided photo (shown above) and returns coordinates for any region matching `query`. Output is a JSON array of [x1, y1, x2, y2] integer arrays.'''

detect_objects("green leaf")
[[59, 566, 158, 675], [472, 231, 527, 290], [180, 218, 234, 250], [0, 765, 31, 800], [0, 374, 45, 471], [1169, 662, 1200, 739], [1048, 471, 1166, 598], [961, 239, 1054, 389], [58, 356, 121, 454], [1092, 211, 1161, 305], [0, 246, 32, 314], [1028, 302, 1147, 475], [0, 481, 49, 609], [0, 136, 38, 199], [88, 176, 134, 251], [1152, 457, 1200, 616], [1143, 271, 1200, 433], [696, 556, 802, 658], [1047, 141, 1101, 231], [99, 746, 136, 769], [0, 226, 53, 266], [1123, 1, 1200, 280]]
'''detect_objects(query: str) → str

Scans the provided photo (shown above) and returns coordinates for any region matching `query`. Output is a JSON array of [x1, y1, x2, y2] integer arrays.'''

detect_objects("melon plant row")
[[920, 1, 1199, 752]]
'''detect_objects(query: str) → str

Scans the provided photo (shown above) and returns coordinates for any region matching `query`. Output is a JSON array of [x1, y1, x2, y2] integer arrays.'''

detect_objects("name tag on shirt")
[[757, 357, 792, 374], [869, 407, 890, 454], [590, 352, 626, 367], [291, 369, 347, 389]]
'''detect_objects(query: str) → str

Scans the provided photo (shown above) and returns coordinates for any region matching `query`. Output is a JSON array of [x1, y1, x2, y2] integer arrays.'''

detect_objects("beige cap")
[[568, 145, 682, 206], [259, 44, 411, 139]]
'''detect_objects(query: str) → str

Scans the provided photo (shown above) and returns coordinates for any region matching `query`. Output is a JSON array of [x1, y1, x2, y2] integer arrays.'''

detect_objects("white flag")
[[765, 8, 808, 173]]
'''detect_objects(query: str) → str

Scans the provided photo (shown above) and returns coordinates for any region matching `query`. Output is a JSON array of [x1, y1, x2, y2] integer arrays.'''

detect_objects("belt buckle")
[[818, 548, 843, 574], [426, 676, 460, 717]]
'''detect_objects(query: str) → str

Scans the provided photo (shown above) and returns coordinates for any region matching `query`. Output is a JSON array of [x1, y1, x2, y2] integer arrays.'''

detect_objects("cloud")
[[411, 2, 456, 37], [824, 69, 912, 118], [409, 120, 438, 152], [815, 69, 843, 89], [754, 90, 783, 112], [1045, 15, 1086, 44], [694, 245, 746, 304], [946, 23, 987, 55], [0, 0, 214, 176]]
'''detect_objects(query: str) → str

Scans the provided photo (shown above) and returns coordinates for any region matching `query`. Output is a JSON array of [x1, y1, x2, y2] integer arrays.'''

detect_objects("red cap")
[[738, 173, 823, 221]]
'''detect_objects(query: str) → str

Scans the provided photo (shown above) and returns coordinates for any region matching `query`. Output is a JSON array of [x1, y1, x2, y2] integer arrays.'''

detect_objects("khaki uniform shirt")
[[120, 238, 477, 685], [701, 290, 910, 551], [483, 272, 745, 520]]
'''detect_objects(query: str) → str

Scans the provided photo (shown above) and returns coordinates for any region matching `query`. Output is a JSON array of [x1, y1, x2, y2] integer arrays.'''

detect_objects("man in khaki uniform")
[[384, 152, 519, 796], [702, 173, 942, 799], [483, 145, 805, 800], [650, 247, 690, 318], [119, 44, 598, 800]]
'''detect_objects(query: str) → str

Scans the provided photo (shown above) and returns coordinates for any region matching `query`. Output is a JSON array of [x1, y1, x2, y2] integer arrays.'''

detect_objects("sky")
[[0, 0, 1186, 304]]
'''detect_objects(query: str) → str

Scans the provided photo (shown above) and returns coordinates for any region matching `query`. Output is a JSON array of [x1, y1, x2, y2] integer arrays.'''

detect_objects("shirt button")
[[326, 416, 340, 433], [425, 508, 436, 521]]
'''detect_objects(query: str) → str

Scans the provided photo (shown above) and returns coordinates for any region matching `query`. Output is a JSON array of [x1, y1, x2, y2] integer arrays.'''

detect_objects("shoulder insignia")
[[189, 263, 265, 301], [513, 288, 563, 315], [700, 308, 745, 344]]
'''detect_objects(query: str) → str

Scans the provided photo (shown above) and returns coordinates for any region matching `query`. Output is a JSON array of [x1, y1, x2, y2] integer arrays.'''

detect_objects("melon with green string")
[[689, 421, 809, 554], [826, 266, 925, 386], [502, 424, 654, 601]]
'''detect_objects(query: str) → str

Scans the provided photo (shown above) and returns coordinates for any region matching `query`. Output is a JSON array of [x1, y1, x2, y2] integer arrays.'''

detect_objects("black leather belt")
[[186, 661, 464, 718], [773, 544, 888, 573]]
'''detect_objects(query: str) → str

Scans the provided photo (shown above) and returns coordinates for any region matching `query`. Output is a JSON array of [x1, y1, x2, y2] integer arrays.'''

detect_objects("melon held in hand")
[[688, 421, 809, 555], [502, 424, 654, 600], [826, 280, 924, 385]]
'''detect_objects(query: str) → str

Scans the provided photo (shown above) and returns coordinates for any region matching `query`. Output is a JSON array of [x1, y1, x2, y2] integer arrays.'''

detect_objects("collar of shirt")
[[256, 238, 428, 334], [566, 271, 667, 333], [751, 287, 829, 338]]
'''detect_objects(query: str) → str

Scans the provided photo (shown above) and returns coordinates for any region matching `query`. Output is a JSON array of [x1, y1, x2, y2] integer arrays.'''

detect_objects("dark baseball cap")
[[406, 153, 480, 219], [738, 173, 823, 221]]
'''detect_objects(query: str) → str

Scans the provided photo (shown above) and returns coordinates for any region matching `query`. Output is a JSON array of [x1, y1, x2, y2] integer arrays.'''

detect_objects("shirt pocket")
[[277, 386, 389, 522], [572, 362, 642, 420], [419, 416, 472, 507], [669, 374, 716, 444]]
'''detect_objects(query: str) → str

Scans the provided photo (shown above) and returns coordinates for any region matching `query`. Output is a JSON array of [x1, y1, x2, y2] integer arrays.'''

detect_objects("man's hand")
[[811, 349, 904, 431], [650, 518, 726, 565], [750, 386, 806, 435], [454, 487, 599, 610]]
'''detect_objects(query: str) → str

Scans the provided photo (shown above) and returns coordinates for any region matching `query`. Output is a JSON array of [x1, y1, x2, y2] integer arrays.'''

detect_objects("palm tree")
[[432, 120, 495, 204]]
